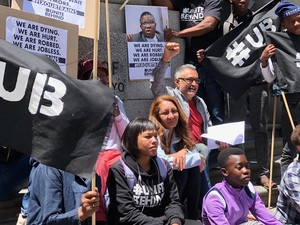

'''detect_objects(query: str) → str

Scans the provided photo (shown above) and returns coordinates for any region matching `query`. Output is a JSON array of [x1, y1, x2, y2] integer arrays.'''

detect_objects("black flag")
[[202, 0, 281, 99], [266, 32, 300, 93], [0, 39, 115, 179]]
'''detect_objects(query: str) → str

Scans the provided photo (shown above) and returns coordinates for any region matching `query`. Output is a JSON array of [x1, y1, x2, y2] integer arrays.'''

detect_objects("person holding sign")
[[151, 0, 225, 126], [128, 11, 164, 42]]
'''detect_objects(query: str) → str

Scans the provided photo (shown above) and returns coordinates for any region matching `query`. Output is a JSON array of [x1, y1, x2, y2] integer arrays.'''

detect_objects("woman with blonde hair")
[[149, 95, 205, 220]]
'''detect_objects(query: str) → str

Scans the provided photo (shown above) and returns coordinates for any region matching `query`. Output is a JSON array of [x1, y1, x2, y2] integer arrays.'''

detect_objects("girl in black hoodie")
[[106, 118, 184, 225]]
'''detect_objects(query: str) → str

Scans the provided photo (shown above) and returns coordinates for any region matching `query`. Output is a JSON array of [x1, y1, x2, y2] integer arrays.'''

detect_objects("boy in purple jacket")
[[202, 148, 282, 225]]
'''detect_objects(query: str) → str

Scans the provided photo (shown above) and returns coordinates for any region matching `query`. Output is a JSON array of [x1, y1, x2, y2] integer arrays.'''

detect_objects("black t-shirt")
[[171, 0, 222, 64]]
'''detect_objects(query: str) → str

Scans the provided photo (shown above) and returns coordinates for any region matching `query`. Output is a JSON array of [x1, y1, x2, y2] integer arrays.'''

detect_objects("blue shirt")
[[27, 163, 91, 225]]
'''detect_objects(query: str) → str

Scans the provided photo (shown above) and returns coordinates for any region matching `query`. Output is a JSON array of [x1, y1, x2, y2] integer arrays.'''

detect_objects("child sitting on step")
[[202, 148, 282, 225]]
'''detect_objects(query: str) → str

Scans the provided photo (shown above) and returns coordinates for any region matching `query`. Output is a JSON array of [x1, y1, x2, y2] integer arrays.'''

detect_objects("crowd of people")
[[1, 0, 300, 224]]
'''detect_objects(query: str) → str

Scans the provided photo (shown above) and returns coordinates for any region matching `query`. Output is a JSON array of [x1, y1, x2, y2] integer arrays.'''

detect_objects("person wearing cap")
[[128, 11, 164, 42], [78, 59, 109, 85], [78, 59, 130, 224], [260, 1, 300, 176]]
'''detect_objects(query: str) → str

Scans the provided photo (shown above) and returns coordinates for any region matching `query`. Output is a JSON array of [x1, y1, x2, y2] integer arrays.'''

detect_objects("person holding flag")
[[260, 1, 300, 176], [77, 58, 130, 224], [198, 0, 274, 190], [27, 163, 100, 224]]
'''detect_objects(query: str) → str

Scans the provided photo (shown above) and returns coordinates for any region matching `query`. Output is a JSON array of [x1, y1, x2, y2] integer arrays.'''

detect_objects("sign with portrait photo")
[[125, 5, 170, 80]]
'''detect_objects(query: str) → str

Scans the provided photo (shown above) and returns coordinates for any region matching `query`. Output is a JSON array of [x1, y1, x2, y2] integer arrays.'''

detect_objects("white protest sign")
[[128, 42, 171, 80], [125, 5, 170, 80], [6, 17, 68, 73], [21, 0, 86, 29]]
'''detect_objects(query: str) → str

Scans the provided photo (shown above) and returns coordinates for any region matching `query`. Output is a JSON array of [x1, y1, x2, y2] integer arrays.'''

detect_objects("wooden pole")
[[268, 96, 277, 209], [92, 1, 100, 225], [105, 0, 112, 88], [92, 0, 100, 81], [281, 91, 295, 129], [118, 0, 130, 12]]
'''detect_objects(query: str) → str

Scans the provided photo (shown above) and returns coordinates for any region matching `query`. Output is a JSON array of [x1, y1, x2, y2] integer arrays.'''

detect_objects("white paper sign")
[[202, 121, 245, 150], [127, 42, 171, 80], [6, 17, 68, 73], [22, 0, 86, 29], [125, 5, 170, 80]]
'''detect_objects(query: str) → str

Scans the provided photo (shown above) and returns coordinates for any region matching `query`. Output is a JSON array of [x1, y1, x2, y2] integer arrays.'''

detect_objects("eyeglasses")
[[141, 21, 155, 27], [178, 77, 201, 84]]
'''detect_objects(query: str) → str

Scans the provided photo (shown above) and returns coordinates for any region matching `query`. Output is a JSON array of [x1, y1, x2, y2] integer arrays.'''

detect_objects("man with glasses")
[[151, 42, 228, 220], [129, 11, 164, 42]]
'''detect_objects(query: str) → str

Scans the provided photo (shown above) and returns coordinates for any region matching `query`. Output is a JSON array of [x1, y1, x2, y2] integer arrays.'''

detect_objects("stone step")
[[244, 138, 282, 161], [255, 185, 279, 207]]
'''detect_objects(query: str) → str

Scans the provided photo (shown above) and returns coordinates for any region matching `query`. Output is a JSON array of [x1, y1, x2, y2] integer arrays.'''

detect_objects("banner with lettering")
[[202, 0, 281, 99], [0, 39, 114, 179], [125, 5, 170, 80], [266, 32, 300, 93]]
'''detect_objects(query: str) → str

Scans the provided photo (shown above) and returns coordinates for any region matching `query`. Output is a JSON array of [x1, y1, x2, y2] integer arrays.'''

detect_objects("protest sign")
[[0, 5, 78, 77], [12, 0, 96, 38], [125, 5, 170, 80]]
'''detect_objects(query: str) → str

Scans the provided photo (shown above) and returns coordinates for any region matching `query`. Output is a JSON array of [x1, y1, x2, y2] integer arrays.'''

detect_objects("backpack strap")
[[206, 187, 228, 212], [155, 157, 167, 181], [119, 158, 137, 190]]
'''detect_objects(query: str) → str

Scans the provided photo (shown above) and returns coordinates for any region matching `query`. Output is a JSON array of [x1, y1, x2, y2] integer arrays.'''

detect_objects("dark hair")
[[218, 148, 244, 168], [291, 125, 300, 146], [121, 118, 157, 159], [140, 11, 155, 23]]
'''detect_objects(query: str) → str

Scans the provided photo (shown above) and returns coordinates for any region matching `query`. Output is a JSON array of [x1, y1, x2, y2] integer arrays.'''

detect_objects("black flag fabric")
[[266, 32, 300, 93], [0, 39, 115, 179], [202, 0, 281, 99]]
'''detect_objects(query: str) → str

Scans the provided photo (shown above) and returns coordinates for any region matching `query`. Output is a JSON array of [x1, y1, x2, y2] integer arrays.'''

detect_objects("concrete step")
[[244, 138, 282, 160]]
